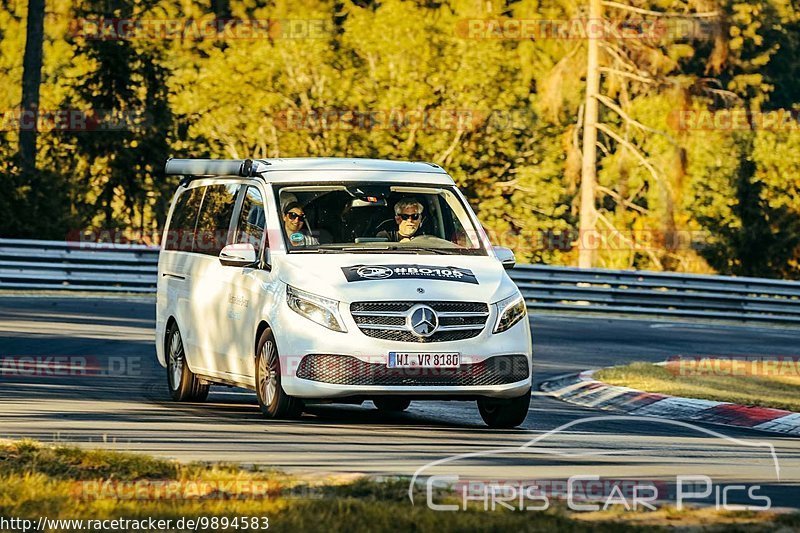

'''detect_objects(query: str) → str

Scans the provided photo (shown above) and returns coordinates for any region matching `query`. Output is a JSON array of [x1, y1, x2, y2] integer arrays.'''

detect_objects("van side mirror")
[[219, 243, 257, 267], [493, 246, 516, 269]]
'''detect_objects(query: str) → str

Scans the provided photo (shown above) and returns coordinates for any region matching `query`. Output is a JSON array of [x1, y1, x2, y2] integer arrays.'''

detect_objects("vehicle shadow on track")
[[147, 387, 495, 430], [163, 387, 594, 435]]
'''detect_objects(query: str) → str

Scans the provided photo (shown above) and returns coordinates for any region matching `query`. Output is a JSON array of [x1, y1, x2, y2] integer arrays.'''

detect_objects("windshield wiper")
[[386, 246, 458, 255], [305, 245, 395, 254], [291, 246, 350, 253]]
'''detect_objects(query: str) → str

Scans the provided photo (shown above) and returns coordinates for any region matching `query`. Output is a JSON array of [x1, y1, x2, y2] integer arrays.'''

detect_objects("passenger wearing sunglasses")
[[282, 202, 319, 246], [376, 199, 425, 242]]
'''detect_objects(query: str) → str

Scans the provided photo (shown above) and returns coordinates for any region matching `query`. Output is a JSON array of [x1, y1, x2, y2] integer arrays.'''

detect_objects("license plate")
[[387, 352, 460, 369]]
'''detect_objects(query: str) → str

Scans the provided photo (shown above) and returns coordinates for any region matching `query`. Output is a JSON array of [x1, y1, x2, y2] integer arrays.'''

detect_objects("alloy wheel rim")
[[168, 330, 184, 389], [259, 341, 278, 406]]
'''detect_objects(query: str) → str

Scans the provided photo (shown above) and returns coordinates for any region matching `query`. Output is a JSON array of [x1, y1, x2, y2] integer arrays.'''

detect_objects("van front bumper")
[[285, 353, 531, 399], [275, 295, 533, 399]]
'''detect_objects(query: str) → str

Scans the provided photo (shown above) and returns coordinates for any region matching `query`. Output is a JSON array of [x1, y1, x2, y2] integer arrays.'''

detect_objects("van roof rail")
[[165, 158, 270, 179]]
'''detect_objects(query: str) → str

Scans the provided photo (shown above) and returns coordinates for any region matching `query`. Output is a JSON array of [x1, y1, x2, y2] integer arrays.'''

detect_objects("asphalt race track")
[[1, 296, 798, 508]]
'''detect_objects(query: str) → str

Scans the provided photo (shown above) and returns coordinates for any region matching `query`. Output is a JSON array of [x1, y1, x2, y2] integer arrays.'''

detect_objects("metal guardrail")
[[0, 238, 159, 293], [512, 265, 800, 323], [0, 238, 798, 323]]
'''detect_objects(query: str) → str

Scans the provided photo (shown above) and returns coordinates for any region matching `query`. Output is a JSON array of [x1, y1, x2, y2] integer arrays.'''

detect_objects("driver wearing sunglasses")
[[282, 201, 319, 247], [376, 198, 424, 242]]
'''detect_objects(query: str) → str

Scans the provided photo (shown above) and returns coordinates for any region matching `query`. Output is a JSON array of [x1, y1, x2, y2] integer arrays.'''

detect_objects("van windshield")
[[275, 183, 488, 255]]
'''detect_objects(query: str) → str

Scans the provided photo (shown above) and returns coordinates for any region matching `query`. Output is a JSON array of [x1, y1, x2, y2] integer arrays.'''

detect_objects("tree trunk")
[[18, 0, 45, 177], [578, 0, 602, 268]]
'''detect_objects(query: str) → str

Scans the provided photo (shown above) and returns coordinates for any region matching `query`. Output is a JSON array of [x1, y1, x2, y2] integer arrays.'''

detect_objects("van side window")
[[235, 186, 267, 248], [164, 187, 203, 252], [193, 184, 238, 256]]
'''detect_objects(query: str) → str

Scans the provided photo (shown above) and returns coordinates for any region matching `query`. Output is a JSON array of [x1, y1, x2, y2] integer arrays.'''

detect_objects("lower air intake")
[[295, 354, 529, 386]]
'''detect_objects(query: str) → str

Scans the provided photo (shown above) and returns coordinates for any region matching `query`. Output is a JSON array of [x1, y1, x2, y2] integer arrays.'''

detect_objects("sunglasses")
[[397, 213, 421, 221], [286, 212, 306, 222]]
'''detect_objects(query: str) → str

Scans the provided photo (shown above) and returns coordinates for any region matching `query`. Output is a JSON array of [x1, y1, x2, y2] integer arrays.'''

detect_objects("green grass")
[[595, 360, 800, 412], [0, 440, 795, 532]]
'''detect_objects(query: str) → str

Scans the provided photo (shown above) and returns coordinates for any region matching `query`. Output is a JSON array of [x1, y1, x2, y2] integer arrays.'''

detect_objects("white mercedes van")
[[155, 158, 532, 428]]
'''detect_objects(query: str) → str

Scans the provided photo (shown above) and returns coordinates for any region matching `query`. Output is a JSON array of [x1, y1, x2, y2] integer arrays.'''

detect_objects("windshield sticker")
[[342, 265, 479, 284]]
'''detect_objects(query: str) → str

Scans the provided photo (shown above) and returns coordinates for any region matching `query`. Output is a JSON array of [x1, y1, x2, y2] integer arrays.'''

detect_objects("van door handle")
[[162, 272, 186, 281]]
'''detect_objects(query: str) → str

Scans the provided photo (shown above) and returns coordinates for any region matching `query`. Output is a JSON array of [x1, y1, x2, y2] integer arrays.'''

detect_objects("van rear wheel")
[[477, 388, 531, 428], [255, 329, 303, 419], [166, 322, 209, 402]]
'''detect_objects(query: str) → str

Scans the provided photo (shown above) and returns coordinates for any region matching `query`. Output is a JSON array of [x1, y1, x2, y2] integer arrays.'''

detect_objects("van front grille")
[[350, 301, 490, 343]]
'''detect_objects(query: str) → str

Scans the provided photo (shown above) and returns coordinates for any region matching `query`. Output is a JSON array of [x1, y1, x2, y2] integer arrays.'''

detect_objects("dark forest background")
[[2, 0, 799, 277]]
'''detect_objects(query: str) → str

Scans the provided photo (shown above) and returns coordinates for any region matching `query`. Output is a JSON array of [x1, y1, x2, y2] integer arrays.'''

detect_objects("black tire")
[[373, 398, 411, 412], [255, 328, 303, 419], [477, 388, 531, 428], [165, 322, 209, 402]]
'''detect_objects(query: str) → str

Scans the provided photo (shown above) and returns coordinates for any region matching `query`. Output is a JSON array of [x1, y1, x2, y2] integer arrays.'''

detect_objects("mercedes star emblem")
[[408, 305, 438, 338]]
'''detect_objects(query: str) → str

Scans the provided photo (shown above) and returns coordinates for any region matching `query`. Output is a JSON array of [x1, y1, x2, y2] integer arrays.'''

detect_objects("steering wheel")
[[373, 218, 396, 235]]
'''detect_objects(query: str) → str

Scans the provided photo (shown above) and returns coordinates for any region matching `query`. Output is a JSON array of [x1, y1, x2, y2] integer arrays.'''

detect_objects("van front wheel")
[[255, 329, 303, 419], [477, 388, 531, 428]]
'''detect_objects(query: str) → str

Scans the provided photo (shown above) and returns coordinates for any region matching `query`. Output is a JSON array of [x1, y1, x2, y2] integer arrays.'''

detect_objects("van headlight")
[[493, 293, 527, 333], [286, 286, 347, 333]]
